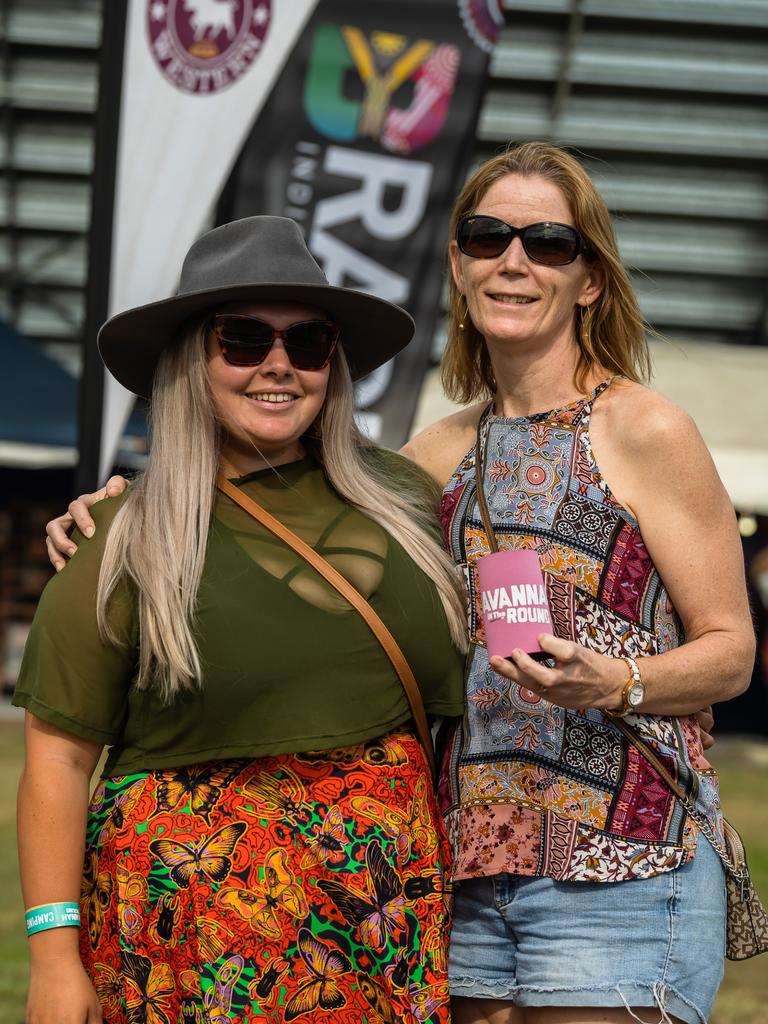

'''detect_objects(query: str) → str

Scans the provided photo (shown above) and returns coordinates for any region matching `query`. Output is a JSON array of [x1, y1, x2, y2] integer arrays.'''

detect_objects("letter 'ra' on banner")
[[218, 0, 503, 449]]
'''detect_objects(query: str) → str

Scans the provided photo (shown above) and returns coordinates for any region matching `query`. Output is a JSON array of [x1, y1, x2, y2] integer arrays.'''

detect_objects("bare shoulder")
[[401, 403, 485, 487], [595, 378, 705, 462], [592, 378, 725, 518]]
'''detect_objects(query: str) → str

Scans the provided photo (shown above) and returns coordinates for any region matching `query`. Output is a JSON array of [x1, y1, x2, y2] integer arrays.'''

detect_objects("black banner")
[[219, 0, 501, 448]]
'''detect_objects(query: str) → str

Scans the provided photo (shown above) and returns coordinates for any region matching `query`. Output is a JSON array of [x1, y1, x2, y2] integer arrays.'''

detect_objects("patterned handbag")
[[613, 718, 768, 961]]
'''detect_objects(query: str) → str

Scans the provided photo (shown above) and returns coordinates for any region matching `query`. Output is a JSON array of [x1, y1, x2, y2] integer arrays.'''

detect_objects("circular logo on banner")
[[147, 1, 271, 94]]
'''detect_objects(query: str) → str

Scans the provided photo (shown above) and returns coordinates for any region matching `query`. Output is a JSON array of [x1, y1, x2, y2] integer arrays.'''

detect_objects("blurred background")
[[1, 0, 767, 1020]]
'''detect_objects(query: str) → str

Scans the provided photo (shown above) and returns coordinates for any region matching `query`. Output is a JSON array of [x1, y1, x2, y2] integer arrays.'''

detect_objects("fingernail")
[[84, 526, 94, 538], [68, 546, 77, 556], [55, 562, 63, 572]]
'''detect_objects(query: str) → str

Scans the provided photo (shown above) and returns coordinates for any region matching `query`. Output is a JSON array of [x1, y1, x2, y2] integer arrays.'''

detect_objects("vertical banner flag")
[[220, 0, 502, 448], [97, 0, 320, 481]]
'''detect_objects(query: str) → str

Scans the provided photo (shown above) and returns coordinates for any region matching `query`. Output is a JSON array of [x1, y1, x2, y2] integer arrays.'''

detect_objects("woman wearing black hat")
[[15, 217, 467, 1024]]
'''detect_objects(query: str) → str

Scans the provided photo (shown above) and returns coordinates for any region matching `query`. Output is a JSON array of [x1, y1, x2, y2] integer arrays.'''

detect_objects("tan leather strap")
[[611, 715, 742, 875], [474, 404, 499, 553], [216, 474, 437, 784]]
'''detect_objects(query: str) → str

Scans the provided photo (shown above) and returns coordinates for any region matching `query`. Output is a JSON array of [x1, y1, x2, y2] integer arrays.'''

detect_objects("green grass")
[[1, 722, 766, 1022], [707, 740, 768, 1024], [0, 721, 27, 1024]]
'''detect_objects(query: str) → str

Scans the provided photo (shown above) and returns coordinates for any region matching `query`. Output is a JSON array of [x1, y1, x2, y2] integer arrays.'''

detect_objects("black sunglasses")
[[457, 214, 588, 266], [211, 314, 339, 371]]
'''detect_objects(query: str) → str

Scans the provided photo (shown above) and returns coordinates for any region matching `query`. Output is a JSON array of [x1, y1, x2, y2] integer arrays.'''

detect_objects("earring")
[[459, 295, 468, 331], [580, 303, 594, 352]]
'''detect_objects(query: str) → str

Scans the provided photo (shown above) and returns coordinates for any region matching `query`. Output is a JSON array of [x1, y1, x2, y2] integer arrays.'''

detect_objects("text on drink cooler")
[[481, 584, 552, 625]]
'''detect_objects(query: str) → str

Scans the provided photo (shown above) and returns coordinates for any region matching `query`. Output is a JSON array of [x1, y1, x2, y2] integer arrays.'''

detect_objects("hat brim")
[[97, 282, 415, 398]]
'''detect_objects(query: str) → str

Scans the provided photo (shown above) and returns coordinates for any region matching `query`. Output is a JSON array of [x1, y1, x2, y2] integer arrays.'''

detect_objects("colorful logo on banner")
[[147, 0, 271, 94], [305, 24, 460, 154], [459, 0, 505, 54]]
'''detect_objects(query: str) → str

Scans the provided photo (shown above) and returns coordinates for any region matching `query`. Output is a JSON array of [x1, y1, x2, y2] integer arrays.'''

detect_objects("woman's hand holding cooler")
[[489, 634, 628, 712], [491, 636, 717, 749]]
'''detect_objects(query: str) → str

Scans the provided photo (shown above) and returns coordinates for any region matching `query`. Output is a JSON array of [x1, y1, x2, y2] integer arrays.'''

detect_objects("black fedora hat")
[[98, 216, 415, 398]]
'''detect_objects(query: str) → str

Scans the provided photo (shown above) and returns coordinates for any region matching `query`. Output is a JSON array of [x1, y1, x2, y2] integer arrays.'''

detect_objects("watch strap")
[[604, 656, 643, 718]]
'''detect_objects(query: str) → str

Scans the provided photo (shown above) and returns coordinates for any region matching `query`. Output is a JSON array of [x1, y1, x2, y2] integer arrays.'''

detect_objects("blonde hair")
[[97, 323, 467, 699], [442, 141, 651, 404]]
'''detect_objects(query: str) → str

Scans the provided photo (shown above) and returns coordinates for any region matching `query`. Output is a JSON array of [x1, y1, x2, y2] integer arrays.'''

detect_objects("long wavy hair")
[[442, 141, 651, 404], [97, 322, 467, 699]]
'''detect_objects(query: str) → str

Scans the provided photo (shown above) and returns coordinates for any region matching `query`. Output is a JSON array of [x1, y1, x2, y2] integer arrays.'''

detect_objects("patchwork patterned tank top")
[[439, 380, 723, 884]]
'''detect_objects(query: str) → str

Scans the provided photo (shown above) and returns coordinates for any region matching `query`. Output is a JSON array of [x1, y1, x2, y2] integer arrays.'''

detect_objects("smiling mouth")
[[244, 393, 298, 404], [489, 294, 537, 305]]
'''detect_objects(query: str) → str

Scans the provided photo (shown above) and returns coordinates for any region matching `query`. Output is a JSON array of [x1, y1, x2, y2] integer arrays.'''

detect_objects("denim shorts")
[[449, 835, 726, 1024]]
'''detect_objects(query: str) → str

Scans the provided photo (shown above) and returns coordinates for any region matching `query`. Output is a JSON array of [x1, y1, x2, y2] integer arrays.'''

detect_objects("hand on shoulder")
[[401, 403, 486, 488], [45, 475, 129, 571]]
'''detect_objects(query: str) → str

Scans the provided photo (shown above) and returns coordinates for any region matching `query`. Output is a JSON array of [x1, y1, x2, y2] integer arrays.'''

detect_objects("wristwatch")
[[604, 656, 645, 718]]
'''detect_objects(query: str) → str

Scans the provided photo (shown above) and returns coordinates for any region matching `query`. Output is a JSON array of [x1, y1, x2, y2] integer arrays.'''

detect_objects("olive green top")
[[13, 453, 465, 776]]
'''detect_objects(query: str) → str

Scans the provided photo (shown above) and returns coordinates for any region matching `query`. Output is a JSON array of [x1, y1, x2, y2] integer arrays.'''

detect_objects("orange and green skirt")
[[79, 729, 451, 1023]]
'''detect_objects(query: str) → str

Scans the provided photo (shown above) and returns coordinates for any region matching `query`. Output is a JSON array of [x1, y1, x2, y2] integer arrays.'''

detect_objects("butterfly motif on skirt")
[[351, 775, 438, 864], [81, 849, 113, 949], [300, 804, 348, 869], [357, 974, 399, 1024], [92, 777, 146, 846], [203, 953, 244, 1024], [115, 863, 148, 940], [242, 767, 311, 825], [216, 848, 308, 939], [284, 928, 352, 1021], [122, 949, 175, 1024], [93, 962, 122, 1018], [153, 762, 246, 824], [149, 820, 247, 888], [317, 838, 406, 950]]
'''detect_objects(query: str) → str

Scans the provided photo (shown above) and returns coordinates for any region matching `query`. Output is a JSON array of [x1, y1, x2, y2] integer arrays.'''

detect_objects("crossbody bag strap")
[[216, 475, 438, 784], [611, 715, 741, 875], [474, 403, 499, 552]]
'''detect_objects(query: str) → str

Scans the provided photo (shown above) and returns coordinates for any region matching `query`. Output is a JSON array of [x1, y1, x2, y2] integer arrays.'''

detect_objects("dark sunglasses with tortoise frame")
[[211, 314, 340, 371]]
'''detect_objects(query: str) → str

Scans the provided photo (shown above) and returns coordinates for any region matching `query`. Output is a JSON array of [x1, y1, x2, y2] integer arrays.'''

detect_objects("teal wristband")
[[25, 902, 81, 937]]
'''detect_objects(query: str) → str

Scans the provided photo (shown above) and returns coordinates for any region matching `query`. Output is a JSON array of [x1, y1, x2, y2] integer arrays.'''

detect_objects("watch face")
[[627, 682, 645, 708]]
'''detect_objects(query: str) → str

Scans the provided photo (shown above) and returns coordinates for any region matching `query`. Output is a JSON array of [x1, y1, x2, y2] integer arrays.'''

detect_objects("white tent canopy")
[[410, 339, 768, 514]]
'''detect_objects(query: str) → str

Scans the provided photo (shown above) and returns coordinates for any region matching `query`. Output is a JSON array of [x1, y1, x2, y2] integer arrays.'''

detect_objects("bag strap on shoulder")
[[216, 474, 438, 784]]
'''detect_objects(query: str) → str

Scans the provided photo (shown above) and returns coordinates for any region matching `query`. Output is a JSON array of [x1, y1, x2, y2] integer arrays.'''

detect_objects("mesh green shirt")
[[13, 453, 465, 776]]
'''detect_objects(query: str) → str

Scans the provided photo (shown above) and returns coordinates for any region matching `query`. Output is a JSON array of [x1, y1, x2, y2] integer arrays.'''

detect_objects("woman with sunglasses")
[[14, 216, 467, 1024], [401, 142, 755, 1024]]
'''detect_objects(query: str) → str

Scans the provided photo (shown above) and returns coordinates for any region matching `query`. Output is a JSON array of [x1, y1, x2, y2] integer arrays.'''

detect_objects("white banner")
[[99, 0, 319, 481]]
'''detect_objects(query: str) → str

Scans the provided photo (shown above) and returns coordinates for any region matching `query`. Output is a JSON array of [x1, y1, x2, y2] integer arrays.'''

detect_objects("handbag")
[[216, 475, 438, 784], [612, 716, 768, 961]]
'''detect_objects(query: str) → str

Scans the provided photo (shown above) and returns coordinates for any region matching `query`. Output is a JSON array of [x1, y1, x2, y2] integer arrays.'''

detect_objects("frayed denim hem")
[[449, 980, 706, 1024]]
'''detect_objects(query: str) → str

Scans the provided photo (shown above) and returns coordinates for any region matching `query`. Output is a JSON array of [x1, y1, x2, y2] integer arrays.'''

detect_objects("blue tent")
[[1, 318, 146, 467]]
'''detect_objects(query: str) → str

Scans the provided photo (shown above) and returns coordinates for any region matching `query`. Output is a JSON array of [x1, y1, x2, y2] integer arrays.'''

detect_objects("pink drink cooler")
[[477, 549, 554, 660]]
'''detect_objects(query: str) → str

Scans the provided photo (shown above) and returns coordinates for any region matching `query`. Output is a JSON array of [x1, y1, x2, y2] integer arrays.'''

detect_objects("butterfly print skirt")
[[79, 729, 451, 1023]]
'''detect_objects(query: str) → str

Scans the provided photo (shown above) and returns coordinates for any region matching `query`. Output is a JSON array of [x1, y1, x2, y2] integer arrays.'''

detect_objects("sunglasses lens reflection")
[[458, 216, 582, 266], [459, 217, 512, 259], [524, 224, 581, 266]]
